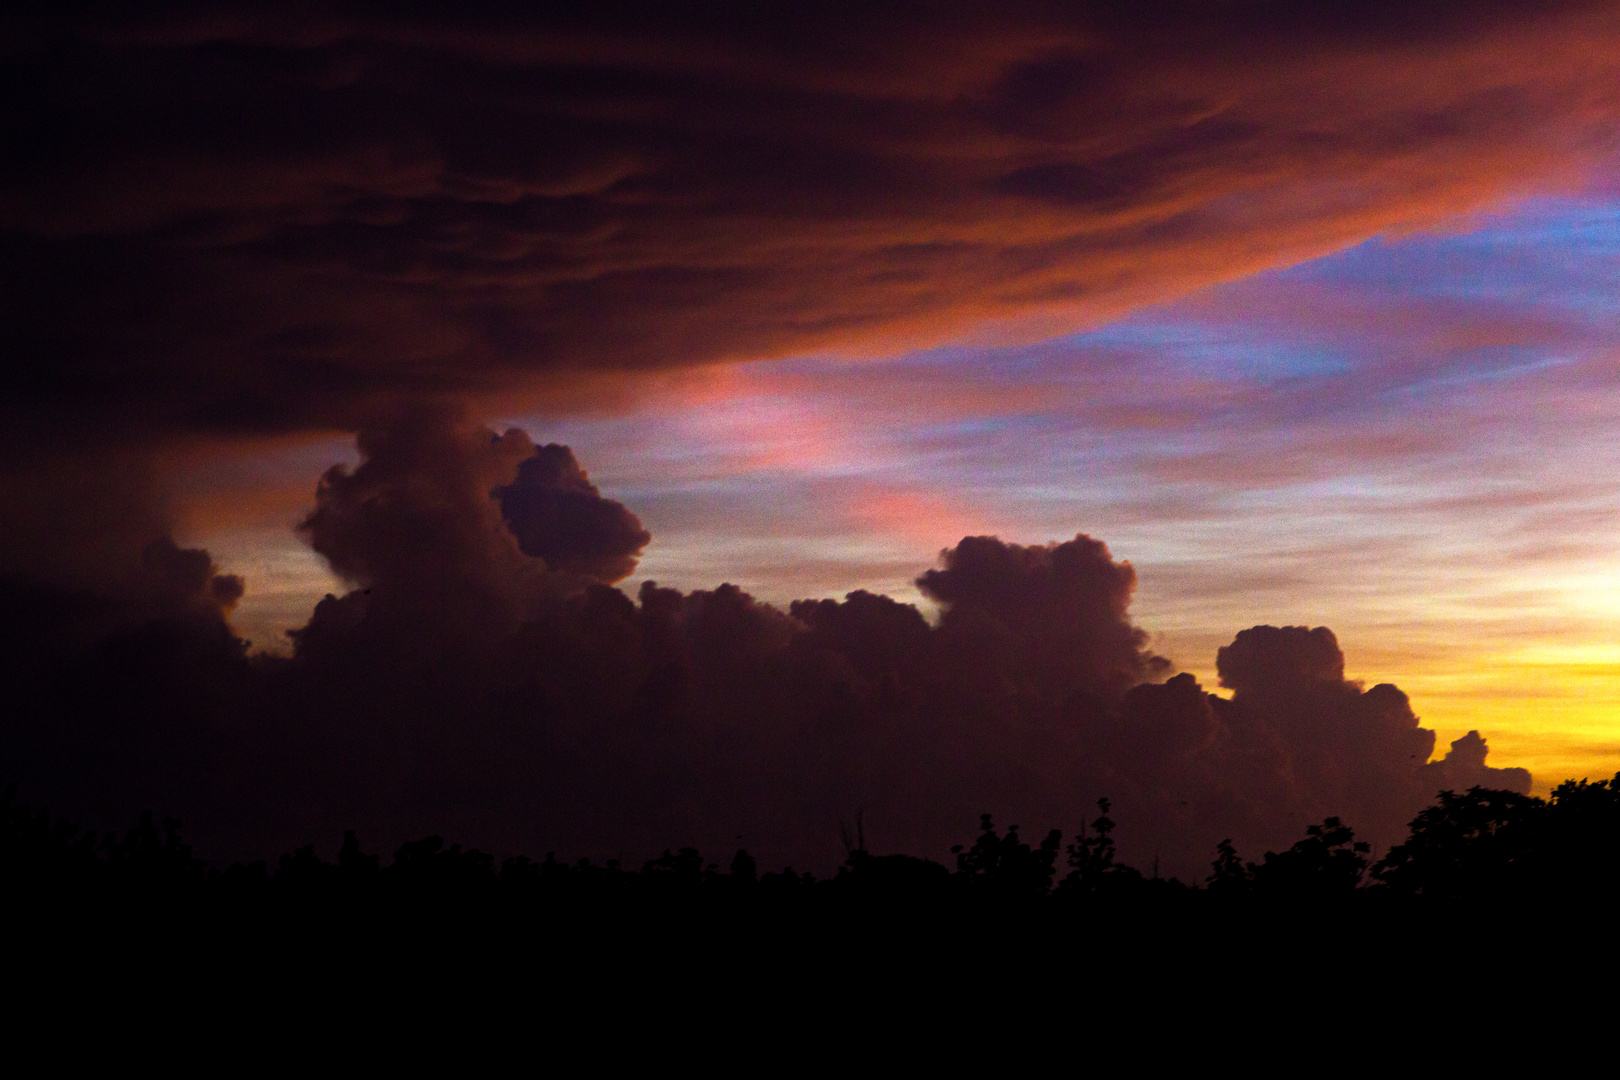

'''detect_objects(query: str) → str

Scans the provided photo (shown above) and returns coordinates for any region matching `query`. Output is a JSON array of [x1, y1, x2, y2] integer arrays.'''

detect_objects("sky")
[[5, 4, 1620, 869], [198, 192, 1620, 794]]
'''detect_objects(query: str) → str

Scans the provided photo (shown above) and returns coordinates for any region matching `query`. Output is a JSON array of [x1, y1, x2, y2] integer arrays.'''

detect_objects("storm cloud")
[[4, 2, 1620, 451], [0, 418, 1528, 876]]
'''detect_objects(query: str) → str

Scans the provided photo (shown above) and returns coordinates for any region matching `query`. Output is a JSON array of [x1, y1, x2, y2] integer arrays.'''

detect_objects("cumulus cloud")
[[918, 533, 1170, 701], [0, 417, 1530, 876], [1202, 625, 1524, 850], [297, 409, 551, 635], [293, 409, 648, 644], [496, 444, 650, 583], [1426, 729, 1532, 795], [141, 536, 245, 619]]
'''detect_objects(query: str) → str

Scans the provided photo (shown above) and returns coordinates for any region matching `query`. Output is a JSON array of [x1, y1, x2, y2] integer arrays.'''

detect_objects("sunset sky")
[[191, 192, 1620, 793], [7, 4, 1620, 866]]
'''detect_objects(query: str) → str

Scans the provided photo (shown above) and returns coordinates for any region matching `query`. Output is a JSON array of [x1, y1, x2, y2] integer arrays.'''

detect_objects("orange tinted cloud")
[[6, 4, 1620, 453]]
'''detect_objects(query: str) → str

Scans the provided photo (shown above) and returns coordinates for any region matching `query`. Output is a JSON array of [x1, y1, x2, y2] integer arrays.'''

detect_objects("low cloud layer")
[[0, 417, 1527, 875]]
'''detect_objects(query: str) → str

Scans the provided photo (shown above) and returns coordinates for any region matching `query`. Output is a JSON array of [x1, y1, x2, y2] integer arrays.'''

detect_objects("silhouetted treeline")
[[8, 778, 1619, 918]]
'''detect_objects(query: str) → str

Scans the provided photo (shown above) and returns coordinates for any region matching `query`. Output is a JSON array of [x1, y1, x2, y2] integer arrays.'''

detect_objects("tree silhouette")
[[7, 775, 1620, 935], [1373, 787, 1541, 898], [951, 814, 1061, 899], [1059, 798, 1142, 896], [1250, 817, 1368, 898], [1207, 837, 1251, 895]]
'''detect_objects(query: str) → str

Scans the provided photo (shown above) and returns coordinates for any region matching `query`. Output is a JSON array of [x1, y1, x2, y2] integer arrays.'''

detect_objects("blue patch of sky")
[[1071, 196, 1620, 398], [1077, 319, 1355, 381], [1283, 196, 1620, 313]]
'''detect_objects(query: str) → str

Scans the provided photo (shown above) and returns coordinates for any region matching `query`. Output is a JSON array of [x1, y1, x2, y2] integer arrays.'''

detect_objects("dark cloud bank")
[[0, 416, 1526, 878]]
